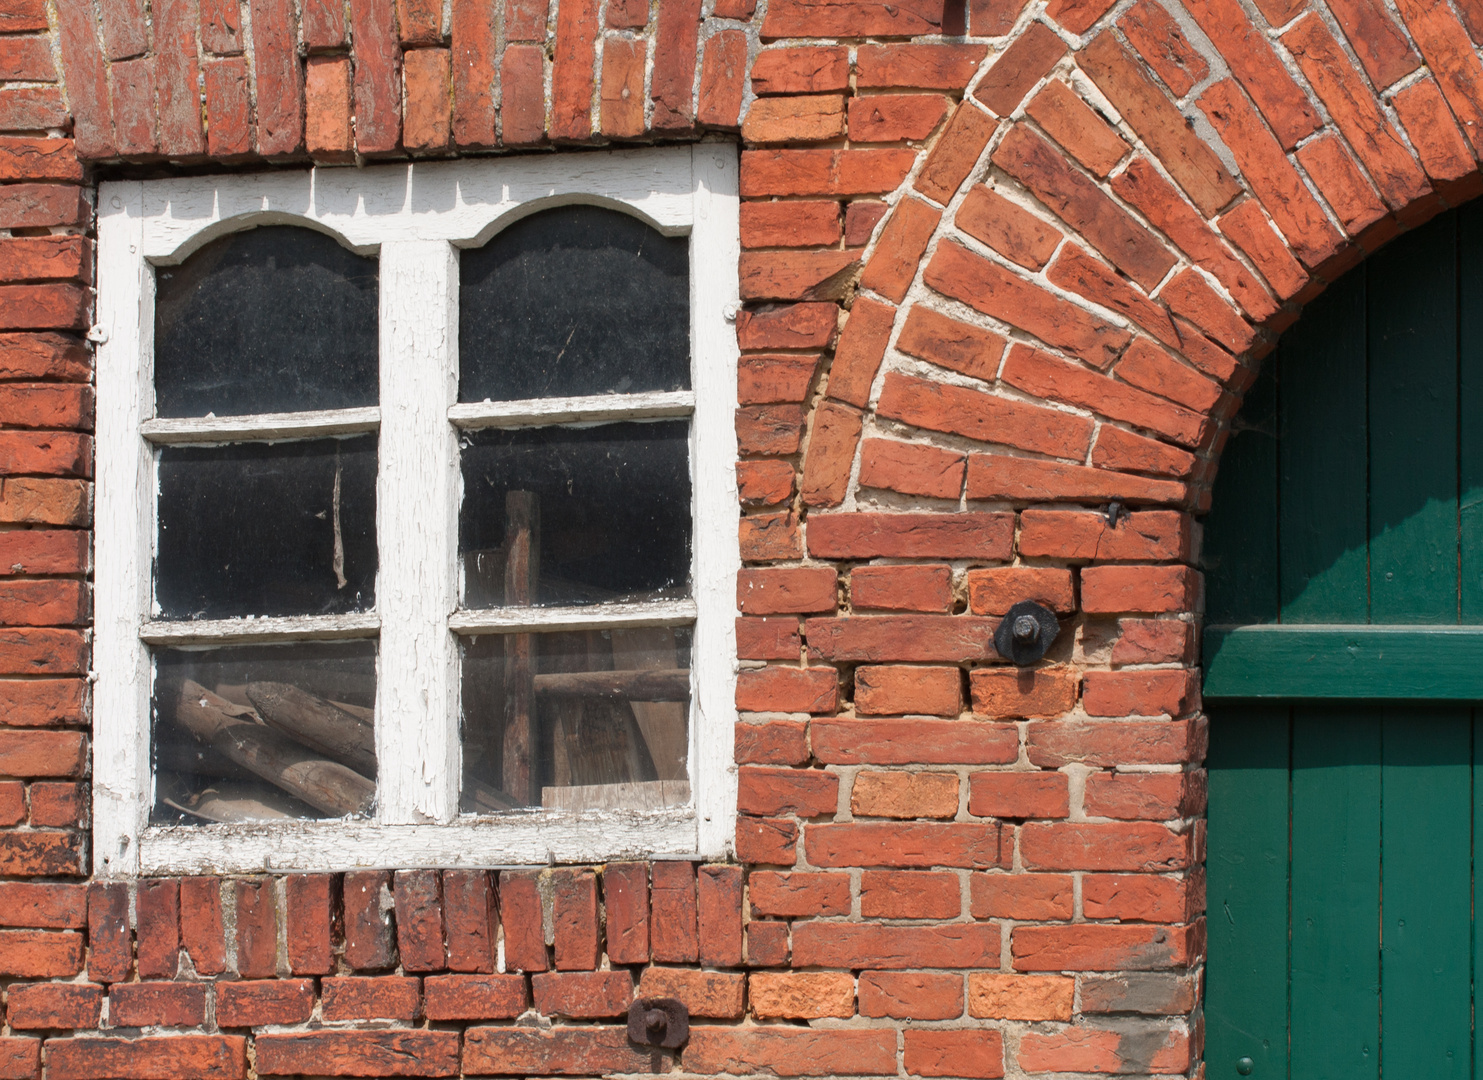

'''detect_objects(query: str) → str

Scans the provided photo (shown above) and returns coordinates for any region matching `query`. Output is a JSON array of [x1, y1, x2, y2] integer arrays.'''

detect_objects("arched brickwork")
[[0, 0, 1476, 1074]]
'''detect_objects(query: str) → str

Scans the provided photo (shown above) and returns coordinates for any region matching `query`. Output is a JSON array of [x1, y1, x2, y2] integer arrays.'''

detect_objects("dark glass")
[[151, 641, 377, 825], [154, 226, 379, 417], [460, 421, 690, 607], [461, 627, 691, 812], [459, 205, 690, 401], [156, 436, 376, 619]]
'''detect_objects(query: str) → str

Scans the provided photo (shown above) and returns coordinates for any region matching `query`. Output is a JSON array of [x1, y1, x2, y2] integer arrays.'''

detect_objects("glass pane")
[[156, 436, 377, 620], [460, 421, 691, 607], [154, 225, 379, 417], [151, 641, 377, 824], [459, 205, 690, 401], [461, 627, 691, 811]]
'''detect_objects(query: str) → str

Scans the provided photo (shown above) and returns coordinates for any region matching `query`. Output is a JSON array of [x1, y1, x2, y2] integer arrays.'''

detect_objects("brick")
[[851, 565, 952, 614], [0, 140, 82, 185], [852, 771, 959, 819], [739, 461, 796, 506], [744, 149, 918, 198], [88, 884, 130, 983], [0, 87, 67, 131], [859, 869, 960, 917], [849, 94, 950, 142], [975, 22, 1066, 116], [858, 44, 986, 89], [1026, 81, 1128, 177], [1118, 0, 1207, 98], [306, 56, 352, 160], [736, 816, 799, 863], [0, 728, 85, 772], [442, 870, 495, 973], [0, 779, 18, 824], [854, 666, 962, 719], [247, 0, 303, 155], [741, 511, 803, 561], [217, 979, 315, 1027], [970, 667, 1080, 720], [968, 771, 1069, 819], [532, 970, 633, 1018], [256, 1031, 458, 1077], [0, 37, 53, 82], [736, 719, 809, 763], [111, 981, 207, 1027], [499, 870, 547, 972], [1020, 508, 1189, 560], [0, 0, 47, 32], [638, 968, 746, 1018], [1116, 340, 1222, 414], [1044, 0, 1116, 31], [904, 1029, 1005, 1079], [1083, 873, 1193, 921], [969, 973, 1074, 1020], [394, 869, 445, 973], [451, 0, 498, 145], [1027, 718, 1205, 767], [1391, 77, 1475, 187], [806, 615, 1001, 664], [742, 202, 842, 249], [53, 0, 110, 155], [747, 920, 790, 966], [750, 871, 851, 917], [1295, 135, 1387, 235], [740, 251, 859, 302], [597, 38, 645, 134], [234, 880, 278, 980], [1218, 198, 1308, 300], [323, 975, 421, 1021], [463, 1027, 653, 1076], [423, 974, 527, 1020], [652, 861, 699, 963], [1049, 244, 1181, 352], [1012, 922, 1199, 970], [1392, 0, 1483, 158], [0, 187, 87, 231], [1325, 0, 1421, 88], [602, 863, 649, 965], [1114, 618, 1195, 666], [49, 1037, 247, 1080], [499, 45, 545, 144], [737, 303, 837, 350], [1018, 1023, 1191, 1073], [743, 95, 847, 143], [812, 719, 1019, 765], [0, 384, 92, 431], [155, 0, 205, 154], [0, 478, 89, 527], [301, 0, 343, 46], [859, 971, 962, 1019], [808, 822, 1003, 868], [825, 296, 894, 409], [550, 869, 599, 971], [751, 971, 855, 1019], [6, 982, 101, 1029], [1021, 820, 1189, 871], [349, 0, 402, 152], [133, 879, 179, 980], [760, 0, 940, 36], [344, 870, 397, 972], [879, 370, 1093, 459], [916, 103, 999, 205], [687, 1027, 897, 1076], [966, 567, 1074, 617], [1081, 564, 1199, 614], [1079, 971, 1196, 1014], [699, 865, 744, 967], [651, 0, 702, 130], [970, 0, 1030, 33], [204, 58, 251, 156], [608, 0, 647, 26], [970, 872, 1074, 919], [858, 438, 965, 500], [1082, 669, 1201, 717], [403, 47, 452, 149], [180, 878, 226, 976], [860, 197, 941, 302], [925, 242, 1130, 370], [750, 47, 850, 94], [0, 627, 87, 674], [1079, 33, 1240, 217], [0, 929, 83, 977], [505, 0, 549, 39], [738, 765, 839, 816], [27, 782, 82, 827], [283, 875, 335, 976], [739, 568, 838, 615], [737, 666, 839, 714], [398, 0, 440, 41]]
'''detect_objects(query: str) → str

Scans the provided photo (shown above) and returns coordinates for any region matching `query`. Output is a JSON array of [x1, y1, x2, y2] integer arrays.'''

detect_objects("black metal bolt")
[[1013, 614, 1039, 642], [994, 600, 1060, 666]]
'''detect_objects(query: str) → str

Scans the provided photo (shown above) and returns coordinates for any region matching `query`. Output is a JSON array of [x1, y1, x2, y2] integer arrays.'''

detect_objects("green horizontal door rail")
[[1203, 625, 1483, 699]]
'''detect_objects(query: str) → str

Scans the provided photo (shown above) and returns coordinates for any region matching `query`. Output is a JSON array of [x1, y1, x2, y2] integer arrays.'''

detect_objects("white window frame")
[[92, 145, 740, 876]]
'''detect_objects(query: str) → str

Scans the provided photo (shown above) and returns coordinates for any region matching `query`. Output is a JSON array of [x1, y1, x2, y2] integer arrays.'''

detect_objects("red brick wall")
[[1, 0, 1478, 1074]]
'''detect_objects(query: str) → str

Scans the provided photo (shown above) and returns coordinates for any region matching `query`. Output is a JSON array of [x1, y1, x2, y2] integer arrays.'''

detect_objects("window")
[[93, 146, 740, 875]]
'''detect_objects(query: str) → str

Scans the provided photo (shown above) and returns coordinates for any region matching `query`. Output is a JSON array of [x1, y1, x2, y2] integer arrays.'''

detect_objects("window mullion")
[[375, 239, 460, 825]]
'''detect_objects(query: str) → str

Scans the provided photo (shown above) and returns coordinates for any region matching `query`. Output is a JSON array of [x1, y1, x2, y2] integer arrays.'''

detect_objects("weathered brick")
[[879, 370, 1093, 459], [737, 667, 839, 714], [322, 975, 422, 1021], [737, 303, 837, 350], [284, 875, 335, 976], [403, 47, 452, 150], [916, 103, 999, 205], [1012, 922, 1200, 970], [851, 565, 953, 614], [650, 0, 702, 131], [49, 1037, 247, 1080], [1079, 971, 1197, 1014], [234, 880, 277, 980], [638, 967, 746, 1018], [809, 512, 1012, 560], [971, 667, 1080, 720], [859, 869, 960, 918], [750, 971, 855, 1019], [741, 202, 842, 249], [423, 974, 527, 1020], [859, 971, 963, 1019], [750, 871, 851, 917], [760, 0, 940, 36], [750, 47, 850, 94], [976, 22, 1066, 116], [550, 869, 599, 971], [1118, 0, 1207, 96], [603, 862, 649, 965], [739, 460, 796, 507], [743, 95, 847, 143], [849, 94, 950, 142], [1081, 564, 1199, 614], [1391, 0, 1483, 158], [904, 1029, 1005, 1079], [854, 665, 962, 717], [736, 816, 799, 864], [0, 929, 83, 978], [738, 766, 839, 816], [747, 920, 790, 966], [532, 970, 633, 1018], [500, 44, 545, 144], [110, 981, 208, 1027], [743, 149, 917, 197], [860, 197, 941, 302], [463, 1027, 653, 1076], [969, 770, 1070, 819], [0, 880, 86, 927], [969, 972, 1074, 1020], [652, 861, 699, 963], [204, 57, 252, 156], [256, 1031, 457, 1077], [740, 251, 859, 302], [739, 568, 838, 615], [87, 884, 130, 983], [825, 297, 894, 409], [811, 719, 1019, 765], [686, 1026, 897, 1076], [851, 771, 960, 819], [735, 718, 809, 763], [133, 879, 179, 980], [499, 870, 547, 972], [970, 872, 1074, 920], [6, 982, 102, 1029], [349, 0, 402, 152], [1027, 80, 1128, 177], [344, 870, 397, 972], [442, 870, 496, 973], [698, 865, 744, 968], [966, 567, 1074, 617], [305, 57, 352, 156], [392, 870, 445, 973], [217, 979, 316, 1027], [741, 511, 803, 561], [807, 822, 1003, 868], [857, 44, 986, 89], [180, 878, 226, 976], [1083, 872, 1194, 921], [1027, 718, 1206, 767]]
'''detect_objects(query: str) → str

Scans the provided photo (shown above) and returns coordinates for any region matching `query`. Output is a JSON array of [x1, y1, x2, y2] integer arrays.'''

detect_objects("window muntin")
[[94, 146, 738, 874]]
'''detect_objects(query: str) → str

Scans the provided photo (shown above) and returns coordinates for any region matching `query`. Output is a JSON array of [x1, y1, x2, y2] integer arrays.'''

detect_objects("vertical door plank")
[[1205, 705, 1290, 1080], [1289, 704, 1380, 1079], [1279, 272, 1369, 622], [1368, 216, 1460, 623], [1459, 205, 1483, 621], [1379, 705, 1471, 1079], [1204, 359, 1281, 626]]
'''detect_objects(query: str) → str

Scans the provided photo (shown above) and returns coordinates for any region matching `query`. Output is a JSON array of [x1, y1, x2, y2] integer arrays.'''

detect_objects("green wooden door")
[[1204, 205, 1483, 1078]]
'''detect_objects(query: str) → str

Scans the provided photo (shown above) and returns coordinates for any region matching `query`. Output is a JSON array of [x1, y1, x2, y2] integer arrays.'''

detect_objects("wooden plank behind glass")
[[1289, 704, 1380, 1080], [1459, 203, 1483, 621], [1379, 705, 1471, 1079], [1203, 356, 1281, 625], [1368, 216, 1459, 623], [1279, 271, 1369, 622], [1205, 705, 1290, 1080]]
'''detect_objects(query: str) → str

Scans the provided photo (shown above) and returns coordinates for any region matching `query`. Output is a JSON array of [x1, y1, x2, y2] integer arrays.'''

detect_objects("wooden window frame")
[[92, 145, 741, 876]]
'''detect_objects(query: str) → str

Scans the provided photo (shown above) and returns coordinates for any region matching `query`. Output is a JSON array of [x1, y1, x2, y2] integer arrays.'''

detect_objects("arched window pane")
[[459, 206, 690, 402], [154, 226, 379, 417]]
